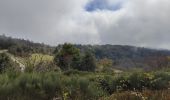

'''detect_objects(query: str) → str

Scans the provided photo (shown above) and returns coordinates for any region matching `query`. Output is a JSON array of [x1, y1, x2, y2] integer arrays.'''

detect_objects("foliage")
[[97, 58, 113, 72], [54, 44, 96, 72], [24, 60, 60, 73], [2, 35, 170, 100], [0, 72, 105, 100], [0, 53, 14, 73], [30, 53, 54, 64], [0, 68, 170, 100], [1, 34, 170, 70], [81, 51, 96, 72], [107, 90, 170, 100], [0, 35, 54, 57], [54, 43, 81, 70], [76, 44, 170, 70], [93, 71, 170, 95], [20, 53, 55, 73]]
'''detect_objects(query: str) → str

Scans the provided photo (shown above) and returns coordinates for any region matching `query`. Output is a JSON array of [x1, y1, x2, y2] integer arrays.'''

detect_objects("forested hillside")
[[69, 45, 170, 70], [1, 35, 170, 70], [0, 35, 54, 56]]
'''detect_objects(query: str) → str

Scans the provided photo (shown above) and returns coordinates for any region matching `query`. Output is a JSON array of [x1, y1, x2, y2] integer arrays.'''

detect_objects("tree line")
[[0, 35, 54, 56]]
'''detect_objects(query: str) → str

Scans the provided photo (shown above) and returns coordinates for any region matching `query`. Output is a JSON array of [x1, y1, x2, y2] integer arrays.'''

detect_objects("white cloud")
[[0, 0, 170, 49]]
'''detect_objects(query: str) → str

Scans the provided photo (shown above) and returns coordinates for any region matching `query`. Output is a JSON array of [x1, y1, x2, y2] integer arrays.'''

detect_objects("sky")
[[0, 0, 170, 49]]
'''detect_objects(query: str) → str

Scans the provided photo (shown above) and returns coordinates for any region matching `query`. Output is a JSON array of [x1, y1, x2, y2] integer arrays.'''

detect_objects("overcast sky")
[[0, 0, 170, 49]]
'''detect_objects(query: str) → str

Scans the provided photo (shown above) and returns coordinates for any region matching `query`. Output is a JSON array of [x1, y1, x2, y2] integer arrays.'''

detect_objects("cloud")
[[84, 0, 170, 49], [0, 0, 170, 49], [0, 0, 89, 42]]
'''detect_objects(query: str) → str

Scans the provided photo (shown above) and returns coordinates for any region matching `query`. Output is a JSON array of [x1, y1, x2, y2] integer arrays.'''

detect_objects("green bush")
[[95, 72, 170, 93], [150, 72, 170, 90], [0, 69, 170, 100], [0, 72, 105, 100]]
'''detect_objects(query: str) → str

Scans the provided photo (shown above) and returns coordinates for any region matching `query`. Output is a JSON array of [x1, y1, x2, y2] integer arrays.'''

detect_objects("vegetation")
[[0, 70, 170, 100], [54, 43, 81, 70], [1, 35, 170, 70], [107, 90, 170, 100], [0, 53, 11, 73], [54, 43, 96, 72], [76, 45, 170, 70], [30, 53, 54, 64], [80, 51, 96, 72], [1, 36, 170, 99], [0, 53, 18, 73], [0, 35, 54, 56], [0, 72, 105, 100]]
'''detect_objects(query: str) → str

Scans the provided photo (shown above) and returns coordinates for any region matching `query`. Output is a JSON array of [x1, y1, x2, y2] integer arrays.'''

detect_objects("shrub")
[[107, 90, 170, 100], [0, 72, 106, 100], [0, 53, 19, 73], [150, 72, 170, 90]]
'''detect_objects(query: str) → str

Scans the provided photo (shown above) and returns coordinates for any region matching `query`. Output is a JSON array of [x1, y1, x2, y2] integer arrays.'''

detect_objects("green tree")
[[81, 52, 96, 72], [54, 43, 81, 70], [0, 53, 12, 73]]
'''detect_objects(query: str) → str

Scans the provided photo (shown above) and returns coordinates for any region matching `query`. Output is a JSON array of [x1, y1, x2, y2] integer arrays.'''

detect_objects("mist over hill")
[[1, 34, 170, 70]]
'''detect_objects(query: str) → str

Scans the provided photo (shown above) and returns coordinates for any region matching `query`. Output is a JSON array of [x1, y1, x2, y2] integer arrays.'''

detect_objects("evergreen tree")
[[81, 51, 96, 72], [54, 43, 81, 70]]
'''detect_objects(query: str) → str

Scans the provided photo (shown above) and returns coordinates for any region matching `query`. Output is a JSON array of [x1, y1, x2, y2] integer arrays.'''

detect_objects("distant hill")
[[0, 35, 54, 56], [1, 35, 170, 70], [75, 45, 170, 70], [76, 44, 170, 59]]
